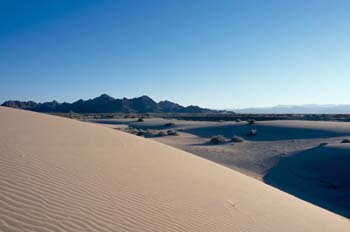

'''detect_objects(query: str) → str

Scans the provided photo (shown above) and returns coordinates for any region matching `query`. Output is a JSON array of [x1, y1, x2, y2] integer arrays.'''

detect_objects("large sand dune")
[[1, 107, 349, 231], [95, 118, 350, 216]]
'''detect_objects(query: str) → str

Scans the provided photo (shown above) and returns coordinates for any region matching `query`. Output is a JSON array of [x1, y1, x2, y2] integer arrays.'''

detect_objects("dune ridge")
[[0, 106, 349, 232]]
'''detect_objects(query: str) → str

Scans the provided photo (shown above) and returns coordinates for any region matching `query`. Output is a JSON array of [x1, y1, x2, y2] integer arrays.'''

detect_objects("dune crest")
[[0, 107, 349, 232]]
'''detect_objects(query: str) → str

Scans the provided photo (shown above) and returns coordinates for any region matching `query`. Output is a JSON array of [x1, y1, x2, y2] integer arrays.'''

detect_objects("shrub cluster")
[[167, 130, 179, 136], [247, 129, 257, 136], [209, 135, 227, 145], [248, 119, 256, 125], [164, 122, 175, 127], [231, 135, 245, 143], [121, 127, 180, 138]]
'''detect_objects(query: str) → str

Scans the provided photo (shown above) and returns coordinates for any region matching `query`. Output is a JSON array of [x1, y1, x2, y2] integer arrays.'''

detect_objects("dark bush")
[[247, 129, 257, 136], [341, 139, 350, 143], [231, 135, 245, 143], [158, 131, 167, 137], [248, 119, 256, 125], [136, 130, 145, 136], [209, 135, 227, 144], [137, 117, 144, 122], [167, 130, 179, 136], [127, 128, 138, 135], [164, 122, 175, 127]]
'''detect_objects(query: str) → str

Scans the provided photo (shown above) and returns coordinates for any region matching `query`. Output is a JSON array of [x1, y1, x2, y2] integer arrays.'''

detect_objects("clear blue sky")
[[1, 0, 350, 108]]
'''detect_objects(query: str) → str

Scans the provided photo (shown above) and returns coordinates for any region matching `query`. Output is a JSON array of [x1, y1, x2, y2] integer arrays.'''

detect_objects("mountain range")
[[1, 94, 215, 114], [233, 104, 350, 114]]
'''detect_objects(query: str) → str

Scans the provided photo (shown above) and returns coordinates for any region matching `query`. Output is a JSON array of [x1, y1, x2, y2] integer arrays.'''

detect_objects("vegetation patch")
[[231, 135, 245, 143], [209, 135, 227, 145], [157, 131, 167, 137], [247, 129, 257, 137], [167, 130, 179, 136], [248, 119, 256, 125], [164, 122, 175, 127]]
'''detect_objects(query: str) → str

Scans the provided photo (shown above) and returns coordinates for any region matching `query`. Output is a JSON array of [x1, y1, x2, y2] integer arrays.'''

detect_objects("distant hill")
[[233, 104, 350, 114], [2, 94, 216, 114]]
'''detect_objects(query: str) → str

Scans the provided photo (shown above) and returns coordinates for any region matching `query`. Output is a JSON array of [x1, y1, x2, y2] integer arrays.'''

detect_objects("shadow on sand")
[[185, 124, 350, 141], [263, 145, 350, 217]]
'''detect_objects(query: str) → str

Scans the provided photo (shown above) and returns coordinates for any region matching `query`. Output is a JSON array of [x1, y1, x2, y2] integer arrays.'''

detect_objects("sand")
[[93, 118, 350, 217], [264, 143, 350, 217], [1, 107, 350, 231], [92, 118, 350, 176]]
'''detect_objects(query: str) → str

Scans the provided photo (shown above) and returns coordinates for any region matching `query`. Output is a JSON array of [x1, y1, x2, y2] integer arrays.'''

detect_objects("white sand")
[[1, 107, 349, 231]]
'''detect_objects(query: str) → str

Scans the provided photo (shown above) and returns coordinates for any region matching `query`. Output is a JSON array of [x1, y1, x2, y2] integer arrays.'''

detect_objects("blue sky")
[[1, 0, 350, 108]]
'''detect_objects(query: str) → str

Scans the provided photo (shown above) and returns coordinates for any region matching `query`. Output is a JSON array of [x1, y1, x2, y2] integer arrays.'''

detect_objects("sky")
[[1, 0, 350, 109]]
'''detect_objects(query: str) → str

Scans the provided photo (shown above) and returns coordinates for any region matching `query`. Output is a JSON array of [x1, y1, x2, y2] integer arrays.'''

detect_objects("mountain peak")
[[96, 93, 114, 99], [2, 94, 216, 114], [134, 95, 153, 101]]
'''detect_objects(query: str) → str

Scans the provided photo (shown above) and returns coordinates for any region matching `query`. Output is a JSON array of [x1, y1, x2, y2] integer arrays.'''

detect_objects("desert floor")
[[1, 107, 350, 232], [92, 117, 350, 218]]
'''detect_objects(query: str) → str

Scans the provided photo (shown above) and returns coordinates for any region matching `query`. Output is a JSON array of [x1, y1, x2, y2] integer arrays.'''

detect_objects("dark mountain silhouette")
[[2, 94, 215, 114], [158, 100, 184, 112]]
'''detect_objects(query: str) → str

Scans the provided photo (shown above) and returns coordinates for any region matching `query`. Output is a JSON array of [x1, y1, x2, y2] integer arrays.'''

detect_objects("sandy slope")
[[94, 118, 350, 217], [1, 107, 349, 232], [265, 144, 350, 217]]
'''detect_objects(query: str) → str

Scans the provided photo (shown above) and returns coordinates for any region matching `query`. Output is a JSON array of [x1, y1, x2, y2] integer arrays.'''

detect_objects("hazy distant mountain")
[[2, 94, 215, 114], [233, 104, 350, 114]]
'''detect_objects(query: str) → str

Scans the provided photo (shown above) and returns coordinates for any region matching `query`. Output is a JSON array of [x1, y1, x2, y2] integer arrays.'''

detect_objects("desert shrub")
[[127, 128, 138, 134], [235, 119, 242, 122], [248, 119, 256, 125], [231, 135, 245, 143], [136, 129, 146, 136], [143, 129, 155, 137], [164, 122, 175, 127], [341, 139, 350, 143], [247, 129, 257, 136], [209, 135, 227, 144], [218, 120, 224, 122], [137, 117, 144, 122], [158, 131, 167, 137], [167, 129, 179, 136]]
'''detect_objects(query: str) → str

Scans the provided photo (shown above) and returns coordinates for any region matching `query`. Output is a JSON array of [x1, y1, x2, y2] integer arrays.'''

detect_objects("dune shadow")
[[90, 119, 136, 125], [263, 145, 350, 217], [185, 124, 350, 141], [188, 140, 236, 147], [91, 120, 172, 130]]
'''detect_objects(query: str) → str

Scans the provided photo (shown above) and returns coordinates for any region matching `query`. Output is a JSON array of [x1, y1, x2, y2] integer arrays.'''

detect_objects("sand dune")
[[1, 107, 350, 231], [265, 144, 350, 217], [94, 118, 350, 216]]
